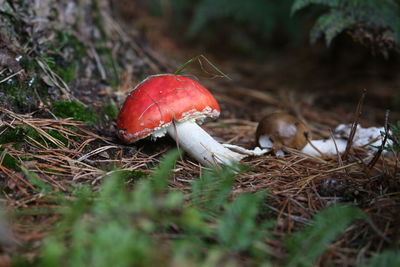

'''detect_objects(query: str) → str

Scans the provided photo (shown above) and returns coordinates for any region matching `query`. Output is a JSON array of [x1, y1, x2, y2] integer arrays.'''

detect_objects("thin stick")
[[367, 110, 389, 169], [330, 129, 345, 174], [0, 69, 23, 84], [343, 89, 366, 160], [174, 54, 230, 80]]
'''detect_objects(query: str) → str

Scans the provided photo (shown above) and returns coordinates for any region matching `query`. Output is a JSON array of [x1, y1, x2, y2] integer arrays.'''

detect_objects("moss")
[[24, 126, 41, 142], [103, 103, 119, 120], [0, 54, 50, 113], [47, 129, 68, 146], [42, 31, 88, 83], [45, 54, 77, 83], [2, 154, 19, 169], [97, 46, 120, 86], [52, 101, 98, 124], [45, 31, 88, 98], [0, 146, 35, 170], [88, 3, 121, 85], [0, 148, 19, 169], [117, 170, 148, 181], [102, 168, 147, 182], [41, 52, 77, 84], [0, 76, 39, 112], [19, 55, 39, 72], [56, 31, 87, 59], [0, 125, 69, 148], [0, 125, 29, 144]]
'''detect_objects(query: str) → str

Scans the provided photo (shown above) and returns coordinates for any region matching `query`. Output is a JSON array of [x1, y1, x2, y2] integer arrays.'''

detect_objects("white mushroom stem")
[[167, 120, 246, 166]]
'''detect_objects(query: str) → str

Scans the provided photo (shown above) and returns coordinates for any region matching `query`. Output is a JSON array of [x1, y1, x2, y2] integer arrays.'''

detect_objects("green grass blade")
[[217, 191, 266, 252], [360, 250, 400, 267], [151, 149, 181, 192], [285, 204, 366, 267], [174, 54, 230, 80]]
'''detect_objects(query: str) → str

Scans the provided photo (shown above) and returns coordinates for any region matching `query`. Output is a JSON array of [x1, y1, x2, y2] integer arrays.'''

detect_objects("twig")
[[367, 110, 389, 169], [330, 129, 345, 173], [0, 69, 23, 83], [343, 89, 366, 160], [265, 204, 310, 225]]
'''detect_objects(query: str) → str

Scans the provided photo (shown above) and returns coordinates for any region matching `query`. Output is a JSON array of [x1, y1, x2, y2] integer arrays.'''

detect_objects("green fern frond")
[[191, 163, 239, 211], [188, 0, 285, 38], [217, 191, 267, 252], [151, 149, 181, 192], [291, 0, 342, 15], [310, 10, 356, 45], [285, 205, 365, 267], [362, 250, 400, 267], [292, 0, 400, 51]]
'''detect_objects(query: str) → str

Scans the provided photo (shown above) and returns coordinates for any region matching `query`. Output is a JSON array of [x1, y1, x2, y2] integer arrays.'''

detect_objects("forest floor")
[[1, 2, 400, 266]]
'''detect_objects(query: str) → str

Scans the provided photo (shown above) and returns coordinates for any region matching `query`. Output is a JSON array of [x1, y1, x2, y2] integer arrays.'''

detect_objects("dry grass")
[[1, 98, 399, 265]]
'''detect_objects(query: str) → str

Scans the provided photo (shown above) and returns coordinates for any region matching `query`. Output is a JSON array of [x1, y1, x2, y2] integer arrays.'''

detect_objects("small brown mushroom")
[[255, 113, 310, 153]]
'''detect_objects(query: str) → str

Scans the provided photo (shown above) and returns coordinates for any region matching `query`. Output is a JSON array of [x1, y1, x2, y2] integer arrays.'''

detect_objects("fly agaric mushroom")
[[256, 113, 310, 154], [116, 74, 245, 166]]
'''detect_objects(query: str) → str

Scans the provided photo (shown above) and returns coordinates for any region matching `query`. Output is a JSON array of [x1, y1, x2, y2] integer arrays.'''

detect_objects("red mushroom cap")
[[116, 74, 220, 144]]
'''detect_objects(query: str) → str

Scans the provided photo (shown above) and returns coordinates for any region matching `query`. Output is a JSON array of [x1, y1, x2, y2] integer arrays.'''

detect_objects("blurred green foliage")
[[0, 124, 68, 149], [285, 205, 365, 266], [144, 0, 400, 56], [145, 0, 312, 55], [363, 250, 400, 267], [35, 151, 272, 266], [292, 0, 400, 55], [384, 120, 400, 153], [12, 150, 387, 266]]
